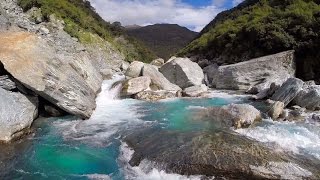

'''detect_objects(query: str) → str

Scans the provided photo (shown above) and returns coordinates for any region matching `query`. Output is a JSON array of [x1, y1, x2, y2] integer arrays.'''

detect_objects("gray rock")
[[0, 75, 16, 91], [182, 84, 208, 97], [134, 90, 176, 101], [125, 61, 144, 78], [100, 68, 114, 80], [160, 57, 204, 89], [142, 64, 181, 92], [0, 32, 102, 119], [0, 88, 38, 142], [121, 76, 151, 96], [126, 130, 317, 179], [271, 78, 304, 106], [214, 51, 295, 90], [150, 58, 165, 67], [120, 61, 130, 71], [203, 64, 219, 87], [267, 101, 285, 120], [208, 104, 262, 129], [0, 14, 9, 31], [39, 27, 50, 35], [293, 85, 320, 111]]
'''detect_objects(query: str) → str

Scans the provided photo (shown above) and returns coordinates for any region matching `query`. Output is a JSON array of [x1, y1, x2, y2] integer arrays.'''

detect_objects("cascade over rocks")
[[0, 87, 38, 142], [0, 32, 102, 119], [159, 57, 204, 89], [212, 51, 295, 91], [271, 78, 304, 106]]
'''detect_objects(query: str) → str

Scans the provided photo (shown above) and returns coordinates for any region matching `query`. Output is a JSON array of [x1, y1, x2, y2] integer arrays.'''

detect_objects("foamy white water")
[[236, 119, 320, 159], [52, 75, 208, 179], [53, 74, 145, 146]]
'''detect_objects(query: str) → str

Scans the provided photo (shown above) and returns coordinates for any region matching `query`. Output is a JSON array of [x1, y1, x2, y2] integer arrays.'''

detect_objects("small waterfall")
[[53, 74, 143, 146]]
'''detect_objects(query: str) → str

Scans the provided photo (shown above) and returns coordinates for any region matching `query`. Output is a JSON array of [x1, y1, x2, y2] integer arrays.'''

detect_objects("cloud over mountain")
[[89, 0, 223, 32]]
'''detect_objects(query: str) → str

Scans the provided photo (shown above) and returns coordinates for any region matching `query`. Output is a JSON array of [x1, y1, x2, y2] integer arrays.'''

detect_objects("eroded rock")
[[182, 84, 208, 97], [142, 64, 181, 92], [214, 51, 295, 91], [271, 78, 304, 106], [134, 90, 176, 101], [0, 32, 102, 119], [0, 88, 38, 142], [160, 57, 204, 89], [121, 76, 151, 96]]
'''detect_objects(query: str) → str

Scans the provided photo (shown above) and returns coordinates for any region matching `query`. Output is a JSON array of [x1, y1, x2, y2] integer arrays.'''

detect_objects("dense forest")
[[18, 0, 157, 63], [179, 0, 320, 81], [126, 24, 197, 60]]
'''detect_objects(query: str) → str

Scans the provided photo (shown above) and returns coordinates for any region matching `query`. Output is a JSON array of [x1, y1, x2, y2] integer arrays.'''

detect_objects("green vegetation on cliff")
[[18, 0, 156, 63], [179, 0, 320, 81], [126, 24, 197, 60]]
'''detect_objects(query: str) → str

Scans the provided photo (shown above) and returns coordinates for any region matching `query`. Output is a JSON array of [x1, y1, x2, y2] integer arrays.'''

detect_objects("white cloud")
[[232, 0, 244, 6], [88, 0, 224, 32]]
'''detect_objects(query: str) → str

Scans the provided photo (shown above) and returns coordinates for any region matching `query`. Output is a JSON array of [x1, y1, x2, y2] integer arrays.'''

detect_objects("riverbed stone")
[[267, 101, 285, 120], [125, 130, 317, 179], [271, 78, 304, 106], [142, 64, 181, 92], [182, 84, 208, 97], [121, 76, 151, 96], [0, 87, 38, 142], [159, 57, 204, 89], [293, 85, 320, 111], [134, 90, 176, 101], [208, 104, 262, 129]]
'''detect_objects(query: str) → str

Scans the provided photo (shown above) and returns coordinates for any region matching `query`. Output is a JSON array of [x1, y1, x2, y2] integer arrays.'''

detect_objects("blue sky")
[[89, 0, 243, 32]]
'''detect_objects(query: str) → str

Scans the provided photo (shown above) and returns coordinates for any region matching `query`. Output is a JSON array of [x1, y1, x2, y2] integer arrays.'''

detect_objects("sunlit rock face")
[[0, 32, 102, 119]]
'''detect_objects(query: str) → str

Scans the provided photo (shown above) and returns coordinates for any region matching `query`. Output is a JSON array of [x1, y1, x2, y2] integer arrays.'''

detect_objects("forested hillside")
[[18, 0, 156, 63], [127, 24, 197, 60], [180, 0, 320, 81]]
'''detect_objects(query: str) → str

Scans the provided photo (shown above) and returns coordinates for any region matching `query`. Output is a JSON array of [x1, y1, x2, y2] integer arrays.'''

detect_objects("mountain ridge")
[[126, 23, 197, 60]]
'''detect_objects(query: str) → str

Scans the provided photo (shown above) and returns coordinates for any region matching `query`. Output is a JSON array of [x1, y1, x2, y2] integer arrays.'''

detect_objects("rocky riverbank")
[[0, 0, 127, 142]]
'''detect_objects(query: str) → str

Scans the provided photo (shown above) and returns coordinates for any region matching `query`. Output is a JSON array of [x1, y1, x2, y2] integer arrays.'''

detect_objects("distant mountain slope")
[[127, 24, 198, 60], [17, 0, 156, 63], [180, 0, 320, 81]]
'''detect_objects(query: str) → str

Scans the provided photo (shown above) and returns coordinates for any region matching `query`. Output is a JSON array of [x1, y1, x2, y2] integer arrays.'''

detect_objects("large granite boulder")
[[0, 32, 102, 119], [214, 51, 295, 90], [293, 85, 320, 111], [159, 57, 204, 89], [121, 76, 151, 96], [271, 78, 304, 106], [142, 64, 181, 92], [125, 61, 144, 78], [0, 88, 38, 142], [208, 104, 262, 129], [126, 130, 317, 179]]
